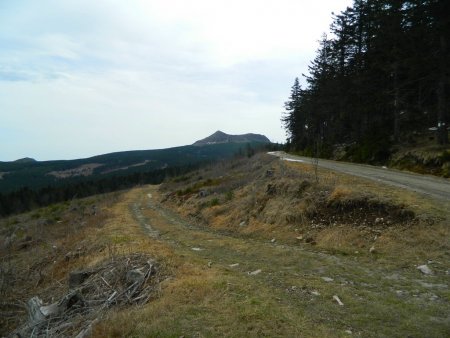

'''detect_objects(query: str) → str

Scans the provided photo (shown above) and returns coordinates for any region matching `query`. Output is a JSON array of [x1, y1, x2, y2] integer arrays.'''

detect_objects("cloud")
[[0, 0, 352, 160]]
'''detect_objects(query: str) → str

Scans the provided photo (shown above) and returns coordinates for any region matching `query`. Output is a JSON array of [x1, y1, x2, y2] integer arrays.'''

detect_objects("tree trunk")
[[393, 62, 400, 142], [437, 34, 448, 144]]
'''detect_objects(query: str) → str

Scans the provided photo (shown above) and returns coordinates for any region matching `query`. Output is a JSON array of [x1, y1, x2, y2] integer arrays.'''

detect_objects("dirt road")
[[269, 151, 450, 201], [127, 186, 450, 337]]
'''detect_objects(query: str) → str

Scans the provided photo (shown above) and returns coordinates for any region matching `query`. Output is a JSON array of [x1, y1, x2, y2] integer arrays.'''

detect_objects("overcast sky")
[[0, 0, 352, 161]]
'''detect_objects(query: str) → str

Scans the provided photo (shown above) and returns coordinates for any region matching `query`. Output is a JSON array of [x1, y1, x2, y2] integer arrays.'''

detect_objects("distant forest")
[[0, 166, 183, 218], [0, 143, 279, 217], [282, 0, 449, 162]]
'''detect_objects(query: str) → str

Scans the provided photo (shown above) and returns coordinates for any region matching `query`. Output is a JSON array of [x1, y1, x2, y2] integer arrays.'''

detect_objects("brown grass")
[[2, 154, 449, 337]]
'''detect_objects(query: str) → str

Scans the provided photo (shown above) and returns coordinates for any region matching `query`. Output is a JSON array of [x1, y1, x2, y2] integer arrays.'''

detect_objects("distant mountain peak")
[[193, 131, 270, 146], [211, 130, 227, 137], [14, 157, 36, 163]]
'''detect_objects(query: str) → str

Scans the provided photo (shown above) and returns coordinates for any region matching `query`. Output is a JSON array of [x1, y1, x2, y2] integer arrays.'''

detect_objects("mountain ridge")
[[193, 130, 270, 146], [0, 139, 272, 195]]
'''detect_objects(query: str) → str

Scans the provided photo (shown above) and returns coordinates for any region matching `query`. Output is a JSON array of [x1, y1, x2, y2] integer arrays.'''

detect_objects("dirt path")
[[129, 186, 450, 337], [268, 151, 450, 201]]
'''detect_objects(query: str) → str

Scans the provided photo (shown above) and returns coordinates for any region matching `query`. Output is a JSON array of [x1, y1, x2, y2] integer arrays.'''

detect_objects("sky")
[[0, 0, 352, 161]]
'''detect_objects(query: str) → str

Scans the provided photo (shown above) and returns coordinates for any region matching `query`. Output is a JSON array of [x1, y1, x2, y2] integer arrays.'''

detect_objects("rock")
[[310, 290, 320, 296], [239, 221, 246, 227], [429, 294, 439, 301], [322, 277, 334, 282], [369, 246, 376, 254], [191, 247, 203, 251], [270, 238, 276, 243], [207, 261, 212, 268], [345, 329, 352, 334], [333, 295, 344, 306], [296, 235, 303, 240], [417, 264, 432, 275], [229, 263, 239, 268], [248, 269, 262, 275]]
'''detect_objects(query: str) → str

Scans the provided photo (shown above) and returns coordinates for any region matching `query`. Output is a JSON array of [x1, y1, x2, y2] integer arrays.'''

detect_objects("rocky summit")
[[193, 130, 270, 146]]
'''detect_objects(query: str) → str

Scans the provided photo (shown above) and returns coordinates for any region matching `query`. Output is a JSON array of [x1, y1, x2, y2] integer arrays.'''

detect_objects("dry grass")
[[91, 186, 338, 338], [161, 154, 448, 263], [281, 161, 449, 262], [2, 154, 449, 337]]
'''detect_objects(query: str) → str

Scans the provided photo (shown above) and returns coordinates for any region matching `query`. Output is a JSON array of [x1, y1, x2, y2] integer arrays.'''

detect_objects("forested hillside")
[[0, 142, 274, 217], [282, 0, 449, 162]]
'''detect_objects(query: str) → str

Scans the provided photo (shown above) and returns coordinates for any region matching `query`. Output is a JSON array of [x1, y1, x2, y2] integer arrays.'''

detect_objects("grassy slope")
[[1, 154, 449, 337]]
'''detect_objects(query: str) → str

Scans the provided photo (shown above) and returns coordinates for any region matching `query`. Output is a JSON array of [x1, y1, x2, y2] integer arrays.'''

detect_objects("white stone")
[[333, 295, 344, 306], [417, 264, 432, 275]]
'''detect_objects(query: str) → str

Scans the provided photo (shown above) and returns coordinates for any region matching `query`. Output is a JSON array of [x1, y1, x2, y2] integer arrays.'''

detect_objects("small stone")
[[322, 277, 334, 282], [207, 261, 212, 268], [417, 264, 432, 275], [333, 295, 344, 306], [345, 329, 352, 334], [429, 294, 439, 301], [311, 290, 320, 296], [375, 217, 384, 224], [191, 247, 203, 251], [229, 263, 239, 268], [239, 221, 246, 227], [369, 246, 376, 253], [271, 238, 276, 243], [296, 235, 303, 240], [248, 269, 262, 275]]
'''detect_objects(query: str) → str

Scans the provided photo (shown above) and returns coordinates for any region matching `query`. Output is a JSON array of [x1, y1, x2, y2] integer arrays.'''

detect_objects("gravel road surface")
[[268, 151, 450, 201]]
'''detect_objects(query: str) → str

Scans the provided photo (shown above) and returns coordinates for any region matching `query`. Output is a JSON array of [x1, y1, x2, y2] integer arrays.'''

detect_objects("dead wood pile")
[[11, 253, 163, 338]]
